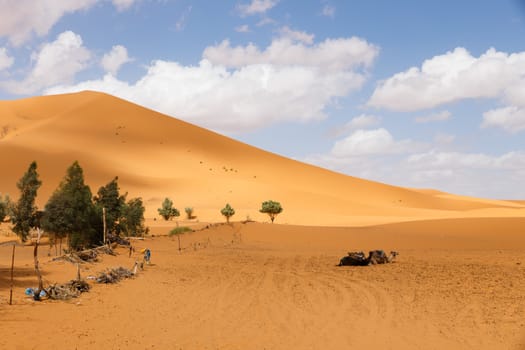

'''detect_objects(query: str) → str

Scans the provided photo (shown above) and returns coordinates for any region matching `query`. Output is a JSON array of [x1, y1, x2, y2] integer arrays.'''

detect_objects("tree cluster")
[[7, 161, 147, 251]]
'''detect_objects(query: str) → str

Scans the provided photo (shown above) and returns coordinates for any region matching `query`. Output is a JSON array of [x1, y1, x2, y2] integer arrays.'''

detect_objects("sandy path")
[[1, 221, 525, 349]]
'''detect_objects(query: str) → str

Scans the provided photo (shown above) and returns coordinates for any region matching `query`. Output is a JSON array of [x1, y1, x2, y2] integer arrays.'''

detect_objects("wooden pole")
[[33, 228, 44, 301], [9, 245, 15, 305], [102, 207, 107, 245]]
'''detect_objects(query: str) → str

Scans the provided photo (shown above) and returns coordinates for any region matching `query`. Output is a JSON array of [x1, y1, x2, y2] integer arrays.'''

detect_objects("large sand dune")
[[1, 91, 524, 225], [1, 91, 525, 349]]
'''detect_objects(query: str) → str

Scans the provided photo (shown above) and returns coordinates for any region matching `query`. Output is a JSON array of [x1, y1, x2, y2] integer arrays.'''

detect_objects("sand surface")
[[1, 219, 525, 350], [1, 91, 525, 349]]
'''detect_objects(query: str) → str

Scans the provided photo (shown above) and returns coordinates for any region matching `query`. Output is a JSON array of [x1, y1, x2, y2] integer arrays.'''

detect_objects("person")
[[143, 248, 151, 265]]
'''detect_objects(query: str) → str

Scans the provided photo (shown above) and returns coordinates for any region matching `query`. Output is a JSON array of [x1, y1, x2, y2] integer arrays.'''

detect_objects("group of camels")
[[338, 250, 398, 266]]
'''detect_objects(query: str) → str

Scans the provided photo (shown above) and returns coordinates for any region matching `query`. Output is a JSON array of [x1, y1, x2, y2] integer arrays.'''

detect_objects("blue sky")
[[1, 0, 525, 199]]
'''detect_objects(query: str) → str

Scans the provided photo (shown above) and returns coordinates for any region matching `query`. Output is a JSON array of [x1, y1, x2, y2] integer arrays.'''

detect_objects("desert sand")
[[1, 91, 525, 349]]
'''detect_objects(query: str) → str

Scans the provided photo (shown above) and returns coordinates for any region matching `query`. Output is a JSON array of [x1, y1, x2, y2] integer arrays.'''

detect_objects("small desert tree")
[[185, 207, 194, 220], [158, 197, 180, 221], [0, 193, 11, 222], [259, 200, 283, 223], [11, 161, 42, 242], [120, 197, 147, 237], [169, 226, 192, 252], [221, 203, 235, 223]]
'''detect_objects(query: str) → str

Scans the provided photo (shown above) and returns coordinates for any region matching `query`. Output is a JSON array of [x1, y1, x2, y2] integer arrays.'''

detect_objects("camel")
[[368, 250, 398, 264], [338, 250, 398, 266]]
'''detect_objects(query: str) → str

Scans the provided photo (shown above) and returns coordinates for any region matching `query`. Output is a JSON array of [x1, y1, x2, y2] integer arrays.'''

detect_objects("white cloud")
[[3, 31, 91, 94], [175, 5, 192, 31], [331, 114, 380, 137], [304, 145, 525, 199], [368, 47, 525, 112], [47, 58, 365, 133], [415, 110, 451, 123], [237, 0, 278, 16], [235, 25, 250, 33], [481, 106, 525, 133], [0, 48, 14, 71], [321, 5, 335, 18], [203, 37, 378, 71], [433, 132, 455, 145], [101, 45, 132, 75], [278, 26, 314, 44], [0, 0, 136, 45], [45, 36, 377, 133], [331, 128, 421, 157]]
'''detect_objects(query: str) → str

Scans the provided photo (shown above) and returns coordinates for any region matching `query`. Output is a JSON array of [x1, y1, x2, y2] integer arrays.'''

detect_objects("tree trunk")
[[33, 228, 44, 301], [9, 245, 15, 305]]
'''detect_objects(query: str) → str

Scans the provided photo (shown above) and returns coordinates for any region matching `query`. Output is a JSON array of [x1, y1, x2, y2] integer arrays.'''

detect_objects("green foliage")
[[42, 161, 100, 250], [93, 177, 127, 235], [158, 198, 180, 221], [120, 197, 147, 237], [0, 193, 11, 222], [169, 226, 192, 236], [184, 207, 194, 219], [11, 161, 42, 242], [220, 203, 235, 223], [259, 200, 283, 223]]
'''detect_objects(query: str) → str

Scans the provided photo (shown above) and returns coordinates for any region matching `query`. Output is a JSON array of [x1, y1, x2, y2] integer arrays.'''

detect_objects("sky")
[[1, 0, 525, 199]]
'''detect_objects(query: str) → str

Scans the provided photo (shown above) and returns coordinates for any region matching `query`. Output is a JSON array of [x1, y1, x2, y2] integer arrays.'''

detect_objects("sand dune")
[[1, 91, 524, 225], [1, 91, 525, 349]]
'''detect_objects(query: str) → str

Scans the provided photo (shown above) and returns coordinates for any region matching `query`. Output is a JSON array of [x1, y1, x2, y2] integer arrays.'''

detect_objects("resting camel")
[[338, 250, 398, 266]]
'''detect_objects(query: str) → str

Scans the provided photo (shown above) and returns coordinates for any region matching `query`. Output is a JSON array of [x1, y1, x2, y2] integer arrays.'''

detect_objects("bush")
[[259, 200, 283, 223]]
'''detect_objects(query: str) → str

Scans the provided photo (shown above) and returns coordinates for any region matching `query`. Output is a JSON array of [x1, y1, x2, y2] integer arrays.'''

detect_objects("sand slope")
[[1, 91, 524, 225]]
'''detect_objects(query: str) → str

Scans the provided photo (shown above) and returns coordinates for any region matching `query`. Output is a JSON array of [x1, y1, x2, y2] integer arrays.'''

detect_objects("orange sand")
[[1, 92, 525, 349]]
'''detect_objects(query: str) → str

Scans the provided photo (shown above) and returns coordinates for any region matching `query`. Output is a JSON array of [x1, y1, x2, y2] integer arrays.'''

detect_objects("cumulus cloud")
[[304, 144, 525, 199], [0, 48, 14, 71], [45, 37, 377, 133], [203, 37, 378, 71], [101, 45, 132, 75], [331, 128, 422, 157], [0, 0, 135, 45], [368, 47, 525, 112], [237, 0, 278, 16], [278, 26, 314, 44], [415, 110, 451, 123], [330, 114, 381, 137], [3, 31, 91, 94], [481, 106, 525, 133]]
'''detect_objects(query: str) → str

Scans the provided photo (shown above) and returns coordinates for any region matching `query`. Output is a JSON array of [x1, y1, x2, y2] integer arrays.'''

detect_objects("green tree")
[[259, 200, 283, 223], [220, 203, 235, 223], [11, 161, 42, 242], [42, 161, 100, 250], [93, 177, 127, 236], [185, 207, 194, 220], [158, 198, 180, 221], [0, 193, 11, 222], [120, 197, 147, 237], [169, 226, 192, 252]]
